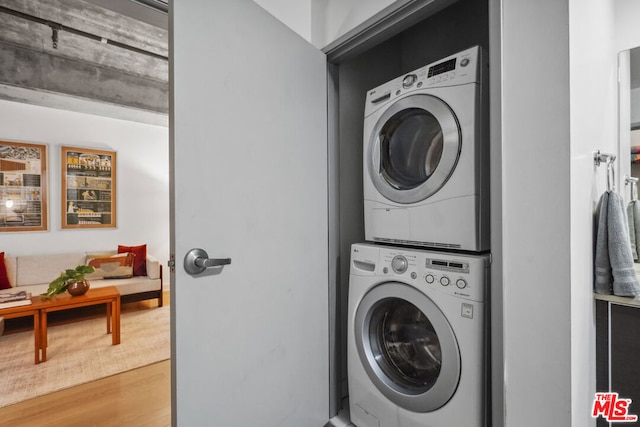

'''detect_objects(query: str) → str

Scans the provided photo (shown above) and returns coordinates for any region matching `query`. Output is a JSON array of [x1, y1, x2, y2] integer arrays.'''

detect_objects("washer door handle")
[[184, 248, 231, 275]]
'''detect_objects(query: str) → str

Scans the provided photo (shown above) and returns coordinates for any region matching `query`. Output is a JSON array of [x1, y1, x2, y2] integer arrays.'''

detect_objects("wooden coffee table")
[[0, 301, 42, 364], [38, 286, 121, 362]]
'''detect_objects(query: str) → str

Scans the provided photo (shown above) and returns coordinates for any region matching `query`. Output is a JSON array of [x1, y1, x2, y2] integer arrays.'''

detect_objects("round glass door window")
[[354, 282, 460, 412], [368, 95, 461, 204], [379, 108, 444, 192], [369, 298, 442, 393]]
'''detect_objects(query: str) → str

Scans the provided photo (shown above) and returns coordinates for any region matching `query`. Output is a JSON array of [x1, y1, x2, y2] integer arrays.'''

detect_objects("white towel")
[[595, 191, 640, 296]]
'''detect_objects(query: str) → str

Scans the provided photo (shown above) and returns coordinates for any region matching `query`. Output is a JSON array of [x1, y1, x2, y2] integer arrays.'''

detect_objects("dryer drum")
[[368, 95, 461, 205], [379, 108, 444, 191]]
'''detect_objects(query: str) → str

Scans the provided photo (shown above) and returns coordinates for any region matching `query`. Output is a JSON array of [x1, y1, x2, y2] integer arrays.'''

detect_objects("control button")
[[425, 274, 435, 284], [396, 90, 401, 96], [383, 267, 388, 274], [417, 82, 423, 88], [460, 58, 470, 67], [456, 279, 467, 289], [391, 255, 408, 274], [440, 276, 450, 286], [410, 272, 417, 280], [402, 74, 417, 88]]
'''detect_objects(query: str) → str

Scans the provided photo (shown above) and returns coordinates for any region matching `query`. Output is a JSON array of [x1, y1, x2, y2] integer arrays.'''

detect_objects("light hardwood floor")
[[0, 292, 172, 427]]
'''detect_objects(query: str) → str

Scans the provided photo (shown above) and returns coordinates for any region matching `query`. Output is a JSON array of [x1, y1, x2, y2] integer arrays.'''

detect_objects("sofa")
[[0, 251, 163, 306]]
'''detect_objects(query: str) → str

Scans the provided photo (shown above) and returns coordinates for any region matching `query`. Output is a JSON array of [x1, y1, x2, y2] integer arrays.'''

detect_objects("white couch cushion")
[[146, 255, 161, 280], [16, 253, 86, 287], [4, 256, 16, 288]]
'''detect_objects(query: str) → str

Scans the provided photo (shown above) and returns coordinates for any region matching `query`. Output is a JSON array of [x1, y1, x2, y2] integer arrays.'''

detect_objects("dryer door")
[[367, 94, 460, 204], [354, 281, 460, 412]]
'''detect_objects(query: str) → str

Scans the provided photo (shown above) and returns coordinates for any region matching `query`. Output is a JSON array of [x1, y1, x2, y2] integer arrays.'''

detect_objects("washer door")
[[354, 282, 461, 412], [367, 94, 461, 204]]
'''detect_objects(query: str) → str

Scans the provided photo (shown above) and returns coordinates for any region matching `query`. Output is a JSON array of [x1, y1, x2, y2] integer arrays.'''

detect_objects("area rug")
[[0, 306, 170, 408]]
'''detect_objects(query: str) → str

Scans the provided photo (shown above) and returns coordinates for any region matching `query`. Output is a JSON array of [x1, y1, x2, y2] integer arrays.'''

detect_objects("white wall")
[[569, 1, 617, 426], [310, 0, 398, 48], [254, 0, 404, 48], [253, 0, 312, 41], [614, 0, 640, 52], [500, 1, 572, 425], [0, 100, 170, 271]]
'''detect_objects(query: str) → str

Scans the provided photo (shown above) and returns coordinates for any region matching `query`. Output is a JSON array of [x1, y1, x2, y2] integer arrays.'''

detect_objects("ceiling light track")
[[0, 5, 167, 61]]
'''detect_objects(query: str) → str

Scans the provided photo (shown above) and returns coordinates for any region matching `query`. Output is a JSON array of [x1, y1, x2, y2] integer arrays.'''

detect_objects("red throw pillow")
[[117, 244, 147, 276], [0, 252, 12, 290]]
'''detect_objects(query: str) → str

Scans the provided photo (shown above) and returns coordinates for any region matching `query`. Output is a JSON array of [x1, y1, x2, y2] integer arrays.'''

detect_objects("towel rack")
[[594, 150, 617, 191], [626, 175, 639, 200]]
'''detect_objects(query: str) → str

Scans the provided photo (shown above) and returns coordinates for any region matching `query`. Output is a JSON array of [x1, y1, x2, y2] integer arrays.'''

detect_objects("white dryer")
[[363, 46, 489, 251], [348, 243, 489, 427]]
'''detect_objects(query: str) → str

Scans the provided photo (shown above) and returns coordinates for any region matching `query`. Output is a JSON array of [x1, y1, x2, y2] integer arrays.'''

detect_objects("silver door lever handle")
[[184, 248, 231, 275], [194, 257, 231, 268]]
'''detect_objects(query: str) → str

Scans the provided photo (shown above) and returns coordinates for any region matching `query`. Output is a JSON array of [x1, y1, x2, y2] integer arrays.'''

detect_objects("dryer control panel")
[[364, 45, 482, 117]]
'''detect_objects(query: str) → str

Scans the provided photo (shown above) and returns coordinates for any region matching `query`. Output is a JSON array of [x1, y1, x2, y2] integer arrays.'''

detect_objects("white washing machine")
[[347, 243, 489, 427], [363, 46, 489, 251]]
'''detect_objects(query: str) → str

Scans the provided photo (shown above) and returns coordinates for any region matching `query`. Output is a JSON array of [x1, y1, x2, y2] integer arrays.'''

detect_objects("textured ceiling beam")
[[1, 0, 167, 57], [0, 10, 167, 81], [0, 43, 168, 113], [0, 0, 168, 122], [0, 5, 167, 61]]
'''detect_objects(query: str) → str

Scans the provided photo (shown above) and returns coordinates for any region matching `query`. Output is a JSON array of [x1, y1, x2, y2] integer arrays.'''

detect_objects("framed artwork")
[[62, 146, 116, 229], [0, 140, 48, 232]]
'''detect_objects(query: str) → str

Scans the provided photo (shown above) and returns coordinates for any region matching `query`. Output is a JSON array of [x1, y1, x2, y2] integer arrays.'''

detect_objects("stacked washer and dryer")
[[348, 46, 491, 427]]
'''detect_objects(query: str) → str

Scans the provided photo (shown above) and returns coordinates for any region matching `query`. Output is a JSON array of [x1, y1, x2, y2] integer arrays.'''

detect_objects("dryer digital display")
[[428, 58, 457, 77]]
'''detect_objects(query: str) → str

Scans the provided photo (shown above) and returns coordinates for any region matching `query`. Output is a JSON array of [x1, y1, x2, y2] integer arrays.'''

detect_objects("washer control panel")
[[364, 245, 489, 303]]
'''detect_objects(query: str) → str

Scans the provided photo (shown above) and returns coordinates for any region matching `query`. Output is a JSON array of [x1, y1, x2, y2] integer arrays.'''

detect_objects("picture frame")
[[61, 146, 116, 229], [0, 140, 48, 232]]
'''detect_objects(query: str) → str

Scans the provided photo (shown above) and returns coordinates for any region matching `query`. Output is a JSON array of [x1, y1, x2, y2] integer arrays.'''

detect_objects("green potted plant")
[[42, 265, 95, 298]]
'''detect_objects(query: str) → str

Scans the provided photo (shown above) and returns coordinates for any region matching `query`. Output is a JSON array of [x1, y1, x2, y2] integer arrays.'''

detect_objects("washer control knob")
[[456, 279, 468, 289], [391, 255, 408, 274], [440, 276, 450, 286], [402, 74, 417, 88], [425, 274, 435, 284]]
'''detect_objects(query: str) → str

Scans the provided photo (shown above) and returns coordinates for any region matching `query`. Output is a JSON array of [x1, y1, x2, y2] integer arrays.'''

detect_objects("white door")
[[171, 1, 329, 425]]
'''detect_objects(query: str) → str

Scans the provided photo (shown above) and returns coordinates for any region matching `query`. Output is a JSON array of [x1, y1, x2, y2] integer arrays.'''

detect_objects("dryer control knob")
[[391, 255, 408, 274], [456, 279, 468, 289]]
